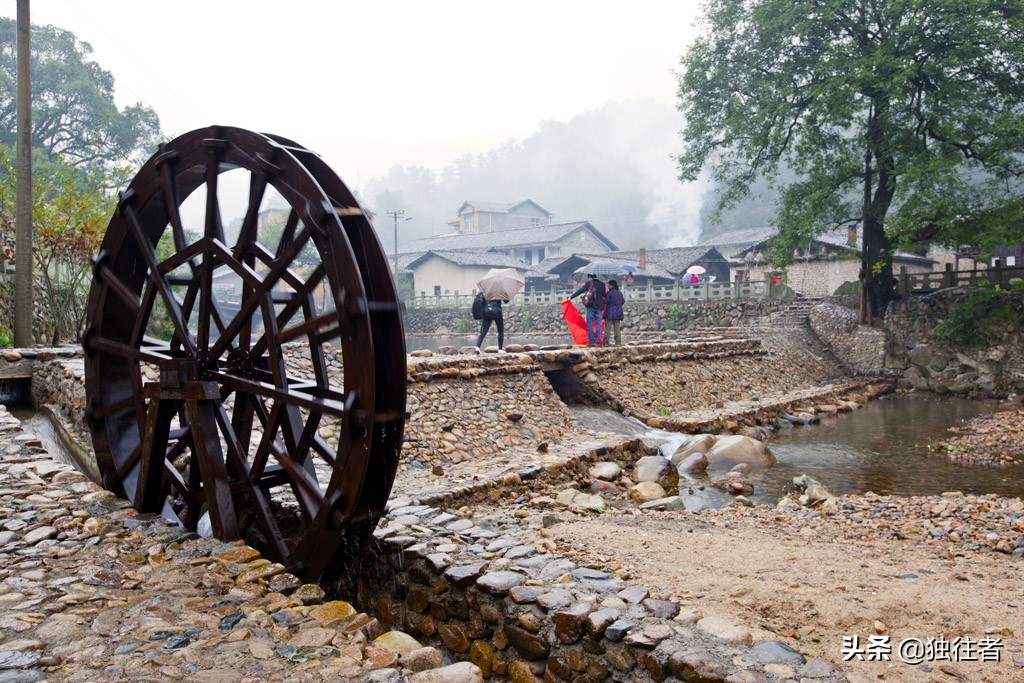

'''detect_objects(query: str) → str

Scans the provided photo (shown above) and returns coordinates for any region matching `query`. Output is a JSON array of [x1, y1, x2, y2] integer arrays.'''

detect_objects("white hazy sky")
[[1, 0, 704, 193]]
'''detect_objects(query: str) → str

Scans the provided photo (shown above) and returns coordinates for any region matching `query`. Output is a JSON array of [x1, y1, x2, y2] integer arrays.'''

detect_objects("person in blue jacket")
[[568, 274, 606, 346], [603, 279, 625, 346]]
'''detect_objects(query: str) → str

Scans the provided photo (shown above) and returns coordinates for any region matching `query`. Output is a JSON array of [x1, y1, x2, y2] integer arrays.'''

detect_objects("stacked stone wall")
[[885, 290, 1024, 393], [808, 303, 886, 375]]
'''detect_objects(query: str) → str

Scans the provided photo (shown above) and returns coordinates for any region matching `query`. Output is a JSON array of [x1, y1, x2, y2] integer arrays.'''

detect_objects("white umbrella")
[[685, 265, 707, 275], [477, 268, 524, 300]]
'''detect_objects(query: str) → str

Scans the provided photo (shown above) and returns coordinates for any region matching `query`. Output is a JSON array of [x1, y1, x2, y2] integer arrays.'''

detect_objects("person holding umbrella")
[[603, 279, 625, 346], [475, 267, 523, 352], [568, 273, 606, 346]]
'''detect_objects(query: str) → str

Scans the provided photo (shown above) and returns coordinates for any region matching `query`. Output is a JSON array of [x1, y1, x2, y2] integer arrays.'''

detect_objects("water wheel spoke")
[[208, 229, 315, 361], [266, 439, 326, 521], [85, 333, 173, 366], [93, 259, 141, 314], [184, 397, 238, 538], [232, 173, 269, 262], [210, 401, 292, 562], [122, 205, 195, 354], [203, 151, 227, 245]]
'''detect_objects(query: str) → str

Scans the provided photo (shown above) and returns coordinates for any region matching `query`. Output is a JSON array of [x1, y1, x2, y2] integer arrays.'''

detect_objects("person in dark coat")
[[603, 279, 625, 346], [475, 298, 506, 351], [568, 274, 606, 346]]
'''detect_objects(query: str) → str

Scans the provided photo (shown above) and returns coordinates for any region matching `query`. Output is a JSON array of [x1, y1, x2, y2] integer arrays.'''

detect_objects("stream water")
[[573, 394, 1024, 509]]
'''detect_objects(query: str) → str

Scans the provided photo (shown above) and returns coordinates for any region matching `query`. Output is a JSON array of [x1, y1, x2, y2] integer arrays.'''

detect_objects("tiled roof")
[[572, 253, 676, 280], [698, 227, 778, 258], [608, 246, 728, 276], [736, 226, 935, 265], [406, 250, 527, 270], [399, 221, 617, 254]]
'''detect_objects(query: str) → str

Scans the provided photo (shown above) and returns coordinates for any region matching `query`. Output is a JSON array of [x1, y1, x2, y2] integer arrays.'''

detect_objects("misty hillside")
[[364, 99, 714, 252]]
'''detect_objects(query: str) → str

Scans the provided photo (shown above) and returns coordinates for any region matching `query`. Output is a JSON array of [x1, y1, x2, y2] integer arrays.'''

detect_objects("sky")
[[1, 0, 705, 194]]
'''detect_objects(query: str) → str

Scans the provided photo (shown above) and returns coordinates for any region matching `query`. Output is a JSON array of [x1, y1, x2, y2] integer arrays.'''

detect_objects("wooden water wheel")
[[83, 126, 406, 581]]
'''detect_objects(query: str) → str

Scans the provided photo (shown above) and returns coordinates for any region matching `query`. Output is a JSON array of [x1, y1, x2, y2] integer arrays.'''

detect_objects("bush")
[[0, 325, 11, 348], [932, 287, 1024, 349], [455, 317, 472, 334]]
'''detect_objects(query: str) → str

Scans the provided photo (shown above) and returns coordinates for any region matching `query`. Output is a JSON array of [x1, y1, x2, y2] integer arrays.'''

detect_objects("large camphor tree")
[[677, 0, 1024, 322]]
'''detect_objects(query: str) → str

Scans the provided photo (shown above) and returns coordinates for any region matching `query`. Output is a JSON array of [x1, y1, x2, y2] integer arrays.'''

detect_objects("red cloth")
[[561, 300, 589, 345], [561, 300, 604, 345]]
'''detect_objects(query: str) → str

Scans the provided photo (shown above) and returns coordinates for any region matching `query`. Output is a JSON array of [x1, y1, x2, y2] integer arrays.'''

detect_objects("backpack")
[[581, 281, 597, 308], [472, 292, 485, 320], [483, 299, 502, 319]]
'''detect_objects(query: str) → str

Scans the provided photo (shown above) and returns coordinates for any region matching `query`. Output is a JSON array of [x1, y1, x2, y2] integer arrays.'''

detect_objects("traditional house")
[[735, 226, 936, 296], [444, 200, 553, 234], [399, 221, 617, 296], [405, 251, 527, 298]]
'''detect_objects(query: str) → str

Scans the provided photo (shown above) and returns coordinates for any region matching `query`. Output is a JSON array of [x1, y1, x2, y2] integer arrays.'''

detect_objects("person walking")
[[603, 279, 625, 346], [475, 297, 506, 351], [568, 273, 606, 346]]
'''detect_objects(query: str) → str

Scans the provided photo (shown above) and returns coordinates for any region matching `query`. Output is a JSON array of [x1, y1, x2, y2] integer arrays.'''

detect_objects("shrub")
[[455, 317, 472, 334], [932, 287, 1024, 349]]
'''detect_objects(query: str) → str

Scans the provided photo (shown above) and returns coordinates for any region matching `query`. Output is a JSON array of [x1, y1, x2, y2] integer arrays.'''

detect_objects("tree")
[[677, 0, 1024, 322], [0, 17, 161, 167]]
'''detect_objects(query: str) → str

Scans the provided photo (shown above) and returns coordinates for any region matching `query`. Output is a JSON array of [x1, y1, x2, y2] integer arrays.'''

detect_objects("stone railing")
[[404, 280, 780, 311]]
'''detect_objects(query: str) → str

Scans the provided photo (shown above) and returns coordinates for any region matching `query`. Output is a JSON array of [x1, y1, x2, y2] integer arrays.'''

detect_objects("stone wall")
[[405, 352, 576, 468], [808, 303, 886, 375], [885, 289, 1024, 393]]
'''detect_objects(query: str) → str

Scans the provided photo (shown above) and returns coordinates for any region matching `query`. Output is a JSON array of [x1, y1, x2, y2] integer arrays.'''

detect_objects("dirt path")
[[541, 508, 1023, 682]]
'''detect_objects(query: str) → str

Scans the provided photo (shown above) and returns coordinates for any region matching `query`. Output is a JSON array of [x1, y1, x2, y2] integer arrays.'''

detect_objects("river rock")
[[630, 481, 667, 503], [407, 661, 483, 683], [589, 462, 621, 482], [707, 435, 777, 467], [675, 451, 708, 475], [633, 455, 678, 488], [670, 434, 716, 464]]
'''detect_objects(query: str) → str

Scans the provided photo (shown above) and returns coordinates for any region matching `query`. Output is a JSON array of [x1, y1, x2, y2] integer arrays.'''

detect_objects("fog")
[[363, 99, 707, 252]]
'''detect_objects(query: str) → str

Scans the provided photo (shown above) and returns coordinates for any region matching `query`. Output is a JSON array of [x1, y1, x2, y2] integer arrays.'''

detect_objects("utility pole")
[[14, 0, 32, 347], [386, 210, 411, 276]]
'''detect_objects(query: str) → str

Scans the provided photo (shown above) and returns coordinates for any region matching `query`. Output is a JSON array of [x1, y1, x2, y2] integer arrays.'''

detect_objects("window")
[[433, 285, 441, 296], [464, 215, 474, 232], [538, 248, 545, 261], [525, 249, 533, 264], [531, 217, 540, 227], [1007, 256, 1017, 266]]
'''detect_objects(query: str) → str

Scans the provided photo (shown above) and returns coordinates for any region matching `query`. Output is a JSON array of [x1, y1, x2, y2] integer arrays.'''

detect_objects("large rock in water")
[[706, 435, 777, 467], [670, 434, 716, 465], [634, 455, 679, 488]]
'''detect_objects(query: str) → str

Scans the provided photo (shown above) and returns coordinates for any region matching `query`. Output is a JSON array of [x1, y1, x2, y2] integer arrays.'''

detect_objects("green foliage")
[[932, 288, 1024, 350], [669, 306, 687, 318], [0, 324, 12, 348], [455, 317, 472, 334], [656, 406, 672, 417], [0, 18, 161, 167], [520, 313, 535, 331], [677, 0, 1024, 317], [0, 145, 121, 343]]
